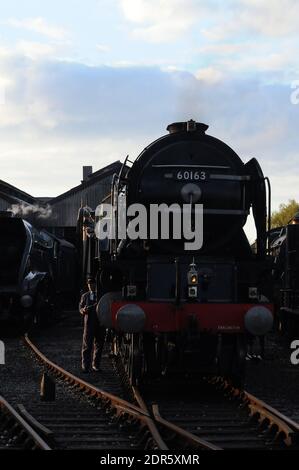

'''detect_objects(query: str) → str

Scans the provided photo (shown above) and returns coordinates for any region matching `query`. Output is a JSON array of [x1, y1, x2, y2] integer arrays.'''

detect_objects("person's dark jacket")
[[79, 291, 97, 316]]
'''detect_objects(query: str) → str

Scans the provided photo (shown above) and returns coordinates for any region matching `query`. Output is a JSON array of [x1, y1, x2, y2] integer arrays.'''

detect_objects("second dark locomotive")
[[0, 211, 77, 328], [271, 212, 299, 335]]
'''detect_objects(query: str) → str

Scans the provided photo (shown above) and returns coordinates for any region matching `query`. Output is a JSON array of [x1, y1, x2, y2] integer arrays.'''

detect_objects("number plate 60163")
[[176, 170, 207, 181]]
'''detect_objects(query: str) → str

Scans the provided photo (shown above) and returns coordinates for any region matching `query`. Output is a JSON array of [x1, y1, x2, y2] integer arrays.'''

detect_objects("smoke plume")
[[8, 203, 53, 226]]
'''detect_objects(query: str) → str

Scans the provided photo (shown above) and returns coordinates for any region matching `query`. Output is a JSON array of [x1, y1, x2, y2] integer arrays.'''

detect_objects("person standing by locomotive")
[[79, 278, 105, 372]]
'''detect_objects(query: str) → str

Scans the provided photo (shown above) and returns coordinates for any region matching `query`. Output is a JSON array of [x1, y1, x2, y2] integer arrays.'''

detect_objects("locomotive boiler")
[[79, 120, 274, 385]]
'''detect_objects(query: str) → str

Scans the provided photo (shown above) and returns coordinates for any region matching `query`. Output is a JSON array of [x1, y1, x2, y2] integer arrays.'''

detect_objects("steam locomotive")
[[0, 211, 76, 328], [79, 120, 274, 385], [271, 212, 299, 335]]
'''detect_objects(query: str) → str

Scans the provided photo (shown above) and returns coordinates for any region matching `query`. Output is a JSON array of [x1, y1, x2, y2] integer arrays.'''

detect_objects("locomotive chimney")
[[167, 120, 209, 134], [82, 166, 93, 182]]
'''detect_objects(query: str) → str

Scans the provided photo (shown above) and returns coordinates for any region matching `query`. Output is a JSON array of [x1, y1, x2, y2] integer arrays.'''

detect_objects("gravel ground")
[[30, 311, 127, 399], [0, 336, 46, 404], [31, 311, 299, 425], [245, 332, 299, 422], [0, 317, 136, 450], [1, 310, 299, 449]]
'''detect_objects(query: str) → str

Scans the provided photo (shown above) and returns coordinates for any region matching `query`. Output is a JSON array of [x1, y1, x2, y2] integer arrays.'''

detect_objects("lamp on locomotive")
[[187, 260, 199, 298], [291, 212, 299, 225]]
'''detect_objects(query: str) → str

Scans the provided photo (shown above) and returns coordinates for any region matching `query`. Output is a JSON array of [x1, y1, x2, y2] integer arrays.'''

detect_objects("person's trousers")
[[81, 311, 106, 369]]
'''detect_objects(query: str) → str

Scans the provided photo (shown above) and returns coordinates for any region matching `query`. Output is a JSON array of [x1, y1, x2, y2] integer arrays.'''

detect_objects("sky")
[[0, 0, 298, 233]]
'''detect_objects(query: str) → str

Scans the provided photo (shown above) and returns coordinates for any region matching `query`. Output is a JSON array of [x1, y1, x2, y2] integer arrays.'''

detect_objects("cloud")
[[202, 0, 299, 40], [195, 67, 224, 83], [0, 54, 202, 135], [116, 0, 299, 88], [116, 0, 299, 87], [96, 44, 110, 53], [118, 0, 205, 42], [196, 38, 299, 83], [0, 135, 141, 196], [16, 41, 58, 60], [198, 43, 246, 55], [238, 0, 299, 37], [118, 0, 299, 43], [0, 48, 298, 211], [6, 17, 69, 40]]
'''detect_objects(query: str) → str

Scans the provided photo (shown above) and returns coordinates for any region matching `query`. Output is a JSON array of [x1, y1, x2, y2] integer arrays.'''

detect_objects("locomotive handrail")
[[265, 176, 272, 253]]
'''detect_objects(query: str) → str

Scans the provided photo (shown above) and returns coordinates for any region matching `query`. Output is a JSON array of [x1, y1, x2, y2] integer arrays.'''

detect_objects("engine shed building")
[[42, 161, 121, 243], [0, 161, 122, 245], [0, 179, 36, 211]]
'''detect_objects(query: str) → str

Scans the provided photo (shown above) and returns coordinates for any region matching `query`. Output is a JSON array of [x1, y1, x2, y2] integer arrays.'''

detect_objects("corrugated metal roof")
[[43, 175, 113, 226], [0, 160, 122, 228], [49, 161, 121, 205], [0, 180, 35, 204]]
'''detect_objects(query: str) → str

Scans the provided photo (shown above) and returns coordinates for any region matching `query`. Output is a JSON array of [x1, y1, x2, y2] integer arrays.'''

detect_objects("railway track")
[[25, 332, 219, 450], [23, 313, 219, 450], [1, 331, 159, 450], [23, 311, 299, 451], [114, 350, 299, 450], [245, 332, 299, 422], [24, 334, 167, 450], [0, 396, 50, 450], [148, 377, 299, 450]]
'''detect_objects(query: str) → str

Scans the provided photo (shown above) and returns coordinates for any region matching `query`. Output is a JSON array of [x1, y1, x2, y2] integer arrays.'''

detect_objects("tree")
[[271, 199, 299, 228]]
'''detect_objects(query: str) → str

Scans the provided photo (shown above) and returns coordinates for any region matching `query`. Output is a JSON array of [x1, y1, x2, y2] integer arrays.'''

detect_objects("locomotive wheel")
[[129, 334, 144, 386], [33, 280, 56, 327], [231, 335, 246, 388], [118, 333, 144, 385], [217, 335, 246, 388], [156, 335, 168, 376], [143, 334, 165, 378], [119, 334, 130, 378]]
